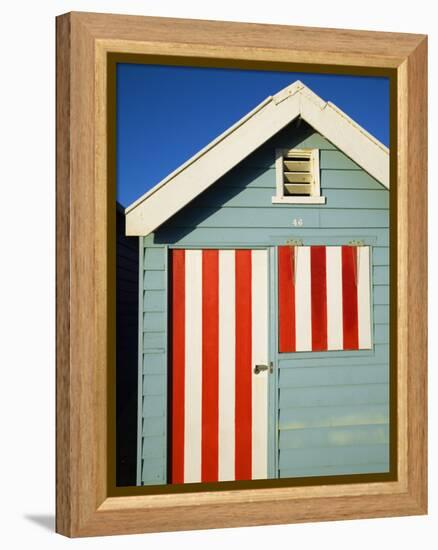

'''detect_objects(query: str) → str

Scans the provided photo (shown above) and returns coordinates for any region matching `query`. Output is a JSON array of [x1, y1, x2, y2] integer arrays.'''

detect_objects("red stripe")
[[235, 250, 252, 480], [171, 249, 185, 483], [278, 246, 296, 352], [201, 250, 219, 482], [342, 246, 359, 350], [311, 246, 327, 351]]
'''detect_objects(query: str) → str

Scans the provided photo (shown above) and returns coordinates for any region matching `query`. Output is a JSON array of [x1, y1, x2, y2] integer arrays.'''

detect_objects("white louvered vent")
[[273, 148, 325, 204]]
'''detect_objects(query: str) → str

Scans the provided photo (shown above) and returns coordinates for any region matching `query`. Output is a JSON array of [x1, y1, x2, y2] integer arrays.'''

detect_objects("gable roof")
[[125, 80, 389, 236]]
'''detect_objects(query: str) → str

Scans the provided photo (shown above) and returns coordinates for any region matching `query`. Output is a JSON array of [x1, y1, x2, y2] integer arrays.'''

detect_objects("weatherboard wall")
[[137, 239, 168, 485], [138, 122, 390, 484]]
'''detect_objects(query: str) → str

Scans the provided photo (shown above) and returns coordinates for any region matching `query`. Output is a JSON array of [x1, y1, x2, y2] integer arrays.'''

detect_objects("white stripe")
[[184, 249, 202, 483], [295, 246, 312, 351], [326, 246, 343, 350], [218, 250, 235, 481], [251, 250, 269, 479], [357, 246, 372, 349]]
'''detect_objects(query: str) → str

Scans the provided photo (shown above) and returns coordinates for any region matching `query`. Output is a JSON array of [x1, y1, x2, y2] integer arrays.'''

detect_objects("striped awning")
[[278, 245, 372, 353]]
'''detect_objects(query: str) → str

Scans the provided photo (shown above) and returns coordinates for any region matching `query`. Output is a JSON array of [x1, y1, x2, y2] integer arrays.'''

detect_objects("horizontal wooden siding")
[[138, 237, 167, 485], [146, 122, 390, 480]]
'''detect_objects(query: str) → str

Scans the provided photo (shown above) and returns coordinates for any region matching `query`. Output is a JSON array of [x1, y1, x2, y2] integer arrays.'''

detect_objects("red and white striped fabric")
[[278, 245, 372, 353], [171, 249, 269, 484]]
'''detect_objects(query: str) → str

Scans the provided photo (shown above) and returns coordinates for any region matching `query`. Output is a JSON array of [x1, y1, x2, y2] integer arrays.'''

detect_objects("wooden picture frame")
[[56, 11, 427, 537]]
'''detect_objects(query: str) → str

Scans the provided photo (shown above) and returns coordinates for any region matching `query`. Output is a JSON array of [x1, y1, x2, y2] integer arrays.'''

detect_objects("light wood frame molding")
[[56, 11, 427, 537]]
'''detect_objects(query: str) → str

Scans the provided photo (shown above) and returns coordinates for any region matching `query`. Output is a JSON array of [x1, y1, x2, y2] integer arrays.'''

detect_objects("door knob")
[[254, 362, 273, 374]]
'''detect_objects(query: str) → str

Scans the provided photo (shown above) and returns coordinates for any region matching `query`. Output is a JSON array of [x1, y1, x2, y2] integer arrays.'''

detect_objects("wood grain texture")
[[56, 11, 428, 537], [55, 13, 71, 537], [73, 11, 423, 68], [406, 38, 428, 511]]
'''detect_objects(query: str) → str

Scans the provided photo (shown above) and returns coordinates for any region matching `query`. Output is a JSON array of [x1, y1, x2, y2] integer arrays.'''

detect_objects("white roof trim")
[[126, 81, 389, 236]]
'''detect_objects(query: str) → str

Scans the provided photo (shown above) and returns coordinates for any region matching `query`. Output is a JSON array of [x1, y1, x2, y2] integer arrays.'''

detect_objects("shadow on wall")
[[154, 121, 315, 245], [116, 203, 139, 486]]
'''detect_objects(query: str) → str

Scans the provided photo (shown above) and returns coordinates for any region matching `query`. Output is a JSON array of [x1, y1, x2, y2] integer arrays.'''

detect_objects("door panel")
[[278, 245, 372, 353], [170, 249, 269, 484]]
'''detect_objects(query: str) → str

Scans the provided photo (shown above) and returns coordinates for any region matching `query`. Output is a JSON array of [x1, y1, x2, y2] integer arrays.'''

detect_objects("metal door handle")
[[254, 362, 273, 375]]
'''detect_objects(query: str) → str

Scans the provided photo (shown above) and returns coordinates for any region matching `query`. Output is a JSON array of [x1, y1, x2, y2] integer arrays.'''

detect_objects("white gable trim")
[[125, 81, 389, 236], [298, 85, 389, 187]]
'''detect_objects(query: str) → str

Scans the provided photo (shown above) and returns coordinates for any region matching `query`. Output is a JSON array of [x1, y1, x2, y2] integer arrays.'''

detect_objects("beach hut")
[[125, 81, 390, 486]]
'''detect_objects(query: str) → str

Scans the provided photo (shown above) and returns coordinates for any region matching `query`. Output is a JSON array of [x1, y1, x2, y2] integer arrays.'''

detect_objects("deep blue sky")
[[116, 64, 389, 207]]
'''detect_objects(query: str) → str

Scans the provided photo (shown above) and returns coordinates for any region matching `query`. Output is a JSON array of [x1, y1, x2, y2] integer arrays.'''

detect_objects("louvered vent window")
[[272, 148, 325, 204]]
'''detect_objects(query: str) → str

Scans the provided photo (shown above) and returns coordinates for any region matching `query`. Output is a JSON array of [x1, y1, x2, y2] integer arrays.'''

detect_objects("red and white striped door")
[[170, 249, 269, 484]]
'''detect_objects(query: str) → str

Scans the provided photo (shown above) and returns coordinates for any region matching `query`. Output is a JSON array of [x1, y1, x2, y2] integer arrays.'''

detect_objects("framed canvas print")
[[56, 12, 428, 537]]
